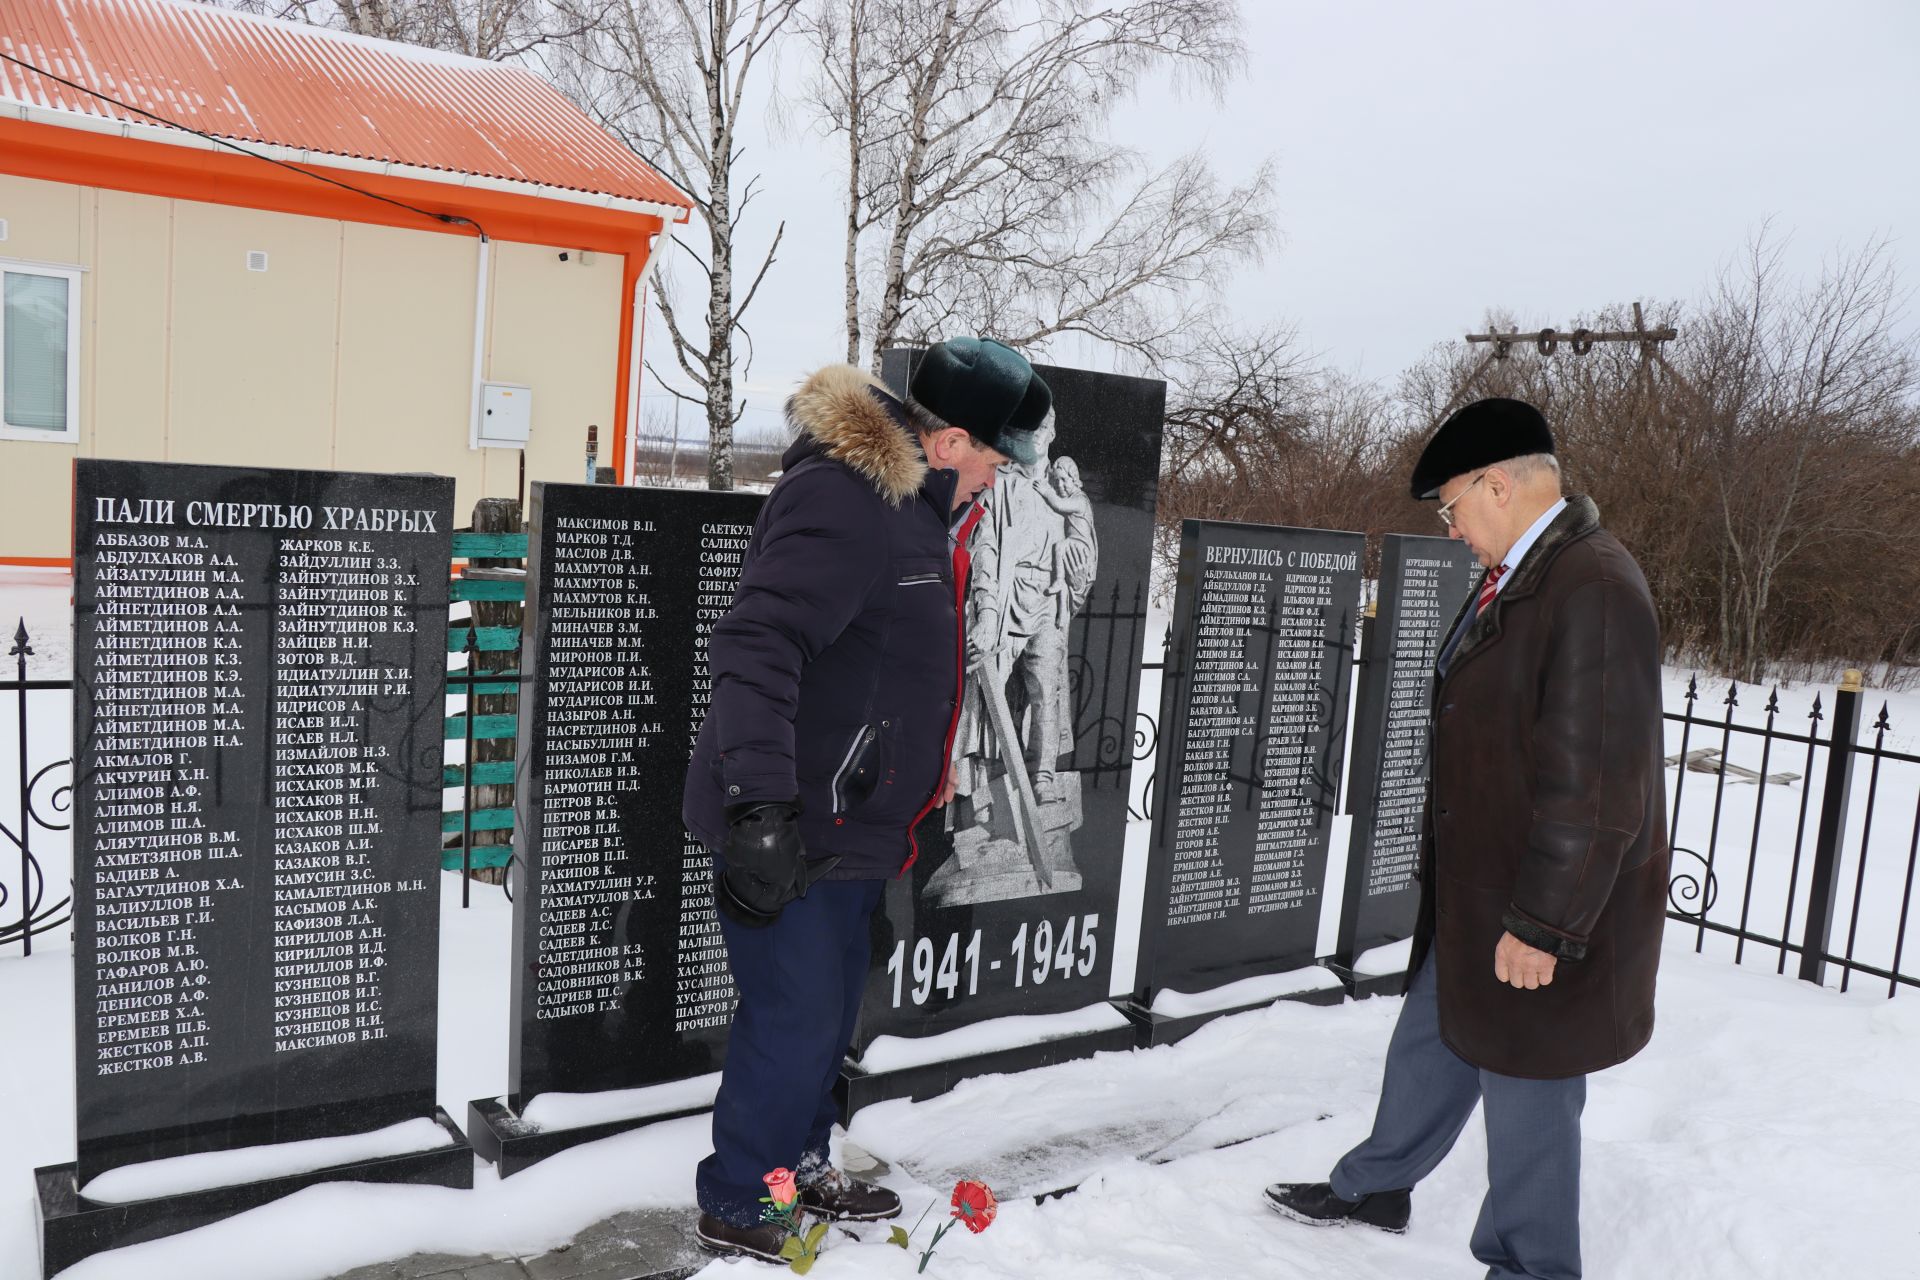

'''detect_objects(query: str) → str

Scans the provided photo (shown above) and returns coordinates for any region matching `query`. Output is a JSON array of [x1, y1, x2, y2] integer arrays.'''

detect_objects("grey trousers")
[[1330, 957, 1586, 1280]]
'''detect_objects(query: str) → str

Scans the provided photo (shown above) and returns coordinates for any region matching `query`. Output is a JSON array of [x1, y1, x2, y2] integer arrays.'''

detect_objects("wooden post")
[[1799, 669, 1866, 985], [465, 496, 524, 885]]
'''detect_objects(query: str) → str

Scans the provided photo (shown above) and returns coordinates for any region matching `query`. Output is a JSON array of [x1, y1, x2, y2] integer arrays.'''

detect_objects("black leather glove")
[[714, 801, 841, 928]]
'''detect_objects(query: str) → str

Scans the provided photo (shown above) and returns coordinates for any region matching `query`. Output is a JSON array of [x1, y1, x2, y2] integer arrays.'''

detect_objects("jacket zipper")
[[830, 724, 876, 814]]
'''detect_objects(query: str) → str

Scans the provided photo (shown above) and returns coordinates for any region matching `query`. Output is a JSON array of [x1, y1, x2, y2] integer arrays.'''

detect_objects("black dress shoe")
[[695, 1212, 793, 1262], [798, 1168, 902, 1221], [1263, 1181, 1411, 1234]]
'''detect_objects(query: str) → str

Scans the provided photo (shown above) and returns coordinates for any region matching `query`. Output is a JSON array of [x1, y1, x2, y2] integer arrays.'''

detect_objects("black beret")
[[909, 337, 1040, 464], [1409, 397, 1556, 499]]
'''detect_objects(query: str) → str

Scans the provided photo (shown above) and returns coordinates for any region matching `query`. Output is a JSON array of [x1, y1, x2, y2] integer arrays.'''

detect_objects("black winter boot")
[[695, 1213, 793, 1262], [797, 1167, 902, 1222], [1263, 1181, 1411, 1234]]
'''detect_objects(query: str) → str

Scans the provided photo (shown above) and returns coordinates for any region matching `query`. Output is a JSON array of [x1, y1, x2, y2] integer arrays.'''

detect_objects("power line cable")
[[0, 46, 486, 238]]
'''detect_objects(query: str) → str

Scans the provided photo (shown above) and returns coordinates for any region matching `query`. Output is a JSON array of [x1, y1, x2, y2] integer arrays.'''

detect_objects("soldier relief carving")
[[930, 413, 1099, 906]]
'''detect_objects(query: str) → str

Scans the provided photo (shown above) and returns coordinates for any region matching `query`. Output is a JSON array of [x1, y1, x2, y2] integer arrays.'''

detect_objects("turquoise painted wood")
[[444, 761, 517, 788], [447, 626, 521, 652], [444, 712, 518, 740], [440, 844, 513, 871], [452, 532, 530, 558], [442, 807, 515, 835], [451, 578, 528, 602]]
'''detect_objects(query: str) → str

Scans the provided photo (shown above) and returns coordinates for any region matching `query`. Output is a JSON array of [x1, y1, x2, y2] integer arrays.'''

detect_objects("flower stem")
[[916, 1220, 952, 1274]]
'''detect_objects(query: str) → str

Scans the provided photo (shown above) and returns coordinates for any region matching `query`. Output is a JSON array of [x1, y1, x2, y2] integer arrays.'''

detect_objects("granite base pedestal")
[[1324, 962, 1410, 1001], [837, 1000, 1139, 1120], [466, 1096, 711, 1179], [36, 1109, 472, 1277], [1120, 982, 1346, 1049]]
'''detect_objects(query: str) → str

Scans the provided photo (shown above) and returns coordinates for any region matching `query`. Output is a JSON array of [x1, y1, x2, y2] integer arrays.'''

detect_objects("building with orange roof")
[[0, 0, 692, 562]]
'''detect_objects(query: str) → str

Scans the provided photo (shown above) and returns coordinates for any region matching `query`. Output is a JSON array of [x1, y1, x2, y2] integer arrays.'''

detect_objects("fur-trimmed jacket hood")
[[782, 364, 931, 508]]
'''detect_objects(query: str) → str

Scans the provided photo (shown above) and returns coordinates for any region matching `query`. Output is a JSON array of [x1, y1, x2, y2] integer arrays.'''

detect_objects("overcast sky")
[[637, 0, 1920, 439]]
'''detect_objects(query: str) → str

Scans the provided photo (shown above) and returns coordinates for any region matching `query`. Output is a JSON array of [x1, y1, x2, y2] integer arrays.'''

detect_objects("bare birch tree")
[[548, 0, 802, 488], [801, 0, 1271, 370], [795, 0, 894, 363]]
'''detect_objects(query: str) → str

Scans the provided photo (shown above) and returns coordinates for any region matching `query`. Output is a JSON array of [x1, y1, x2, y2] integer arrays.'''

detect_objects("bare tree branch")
[[547, 0, 803, 487], [800, 0, 1267, 371]]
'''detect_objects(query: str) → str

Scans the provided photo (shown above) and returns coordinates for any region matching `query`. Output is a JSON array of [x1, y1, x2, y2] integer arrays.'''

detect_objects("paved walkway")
[[328, 1207, 707, 1280]]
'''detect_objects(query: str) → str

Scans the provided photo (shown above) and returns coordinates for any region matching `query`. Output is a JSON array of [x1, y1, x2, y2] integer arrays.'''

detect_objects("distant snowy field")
[[6, 573, 1920, 1278]]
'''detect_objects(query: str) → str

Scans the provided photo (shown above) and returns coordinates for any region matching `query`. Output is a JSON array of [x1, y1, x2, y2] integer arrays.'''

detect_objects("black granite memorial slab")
[[844, 352, 1164, 1113], [473, 482, 762, 1173], [1130, 519, 1366, 1038], [35, 1109, 471, 1278], [1329, 534, 1476, 996], [52, 459, 464, 1272]]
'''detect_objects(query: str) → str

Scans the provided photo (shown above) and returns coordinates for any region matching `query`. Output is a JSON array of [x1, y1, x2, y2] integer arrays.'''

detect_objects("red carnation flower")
[[950, 1179, 997, 1234]]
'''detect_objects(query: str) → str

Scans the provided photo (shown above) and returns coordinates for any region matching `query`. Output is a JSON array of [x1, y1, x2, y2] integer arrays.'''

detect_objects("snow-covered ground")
[[4, 884, 1918, 1279], [6, 571, 1920, 1278]]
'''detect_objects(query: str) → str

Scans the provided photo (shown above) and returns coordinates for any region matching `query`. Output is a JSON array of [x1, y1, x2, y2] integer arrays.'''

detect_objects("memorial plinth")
[[1128, 519, 1365, 1044], [468, 483, 762, 1175], [842, 353, 1166, 1116], [1328, 534, 1475, 996], [40, 460, 467, 1275]]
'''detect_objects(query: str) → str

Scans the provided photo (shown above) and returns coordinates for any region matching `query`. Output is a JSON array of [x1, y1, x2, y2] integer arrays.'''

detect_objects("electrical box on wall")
[[477, 382, 532, 448]]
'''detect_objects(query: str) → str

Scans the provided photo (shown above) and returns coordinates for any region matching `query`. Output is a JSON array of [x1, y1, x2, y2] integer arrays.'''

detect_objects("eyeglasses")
[[1436, 471, 1486, 528]]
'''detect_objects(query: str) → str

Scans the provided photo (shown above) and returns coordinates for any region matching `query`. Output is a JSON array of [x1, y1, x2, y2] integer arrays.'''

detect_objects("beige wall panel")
[[0, 451, 72, 556], [88, 188, 174, 464], [0, 173, 84, 262], [168, 202, 339, 471], [483, 241, 622, 499], [334, 222, 485, 514]]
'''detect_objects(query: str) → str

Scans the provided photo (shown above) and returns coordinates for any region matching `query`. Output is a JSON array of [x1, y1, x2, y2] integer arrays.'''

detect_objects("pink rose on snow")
[[763, 1167, 798, 1207]]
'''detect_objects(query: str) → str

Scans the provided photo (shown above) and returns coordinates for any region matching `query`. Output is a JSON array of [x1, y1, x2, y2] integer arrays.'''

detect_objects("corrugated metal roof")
[[0, 0, 690, 210]]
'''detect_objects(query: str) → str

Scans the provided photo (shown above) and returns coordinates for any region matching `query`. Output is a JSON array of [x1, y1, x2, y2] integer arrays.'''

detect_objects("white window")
[[0, 260, 82, 443]]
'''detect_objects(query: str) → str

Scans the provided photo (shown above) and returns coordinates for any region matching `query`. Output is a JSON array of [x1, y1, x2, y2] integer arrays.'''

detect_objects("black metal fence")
[[8, 590, 1919, 999], [1066, 580, 1154, 789], [1663, 673, 1919, 998], [3, 619, 73, 954], [1129, 627, 1169, 824]]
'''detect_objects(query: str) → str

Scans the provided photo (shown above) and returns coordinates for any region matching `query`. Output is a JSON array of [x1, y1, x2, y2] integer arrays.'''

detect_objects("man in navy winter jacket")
[[687, 339, 1052, 1261]]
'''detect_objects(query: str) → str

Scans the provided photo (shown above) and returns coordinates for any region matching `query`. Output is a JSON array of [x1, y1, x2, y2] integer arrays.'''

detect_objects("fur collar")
[[1497, 495, 1601, 603], [1439, 495, 1601, 682], [785, 365, 926, 507]]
